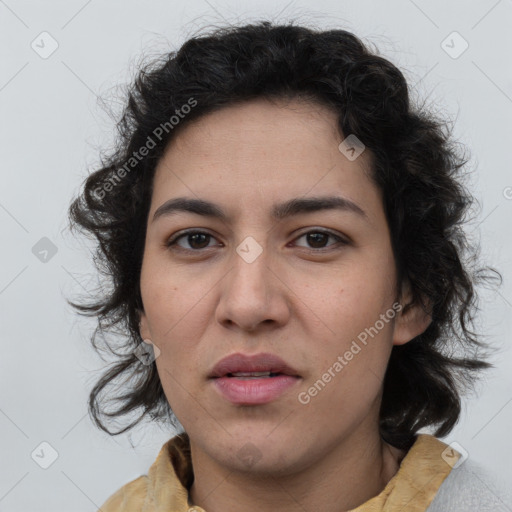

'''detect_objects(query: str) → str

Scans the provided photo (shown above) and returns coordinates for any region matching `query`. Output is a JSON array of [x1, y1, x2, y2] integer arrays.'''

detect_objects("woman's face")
[[139, 97, 429, 474]]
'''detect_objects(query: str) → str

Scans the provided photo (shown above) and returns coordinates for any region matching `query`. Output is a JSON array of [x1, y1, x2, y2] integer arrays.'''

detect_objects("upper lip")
[[209, 352, 300, 378]]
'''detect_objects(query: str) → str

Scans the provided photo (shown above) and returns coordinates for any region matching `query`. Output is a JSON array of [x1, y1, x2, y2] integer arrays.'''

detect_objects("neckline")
[[152, 432, 458, 511]]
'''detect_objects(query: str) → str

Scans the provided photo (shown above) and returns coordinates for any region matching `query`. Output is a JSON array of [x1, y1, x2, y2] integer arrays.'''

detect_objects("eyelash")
[[165, 229, 349, 253]]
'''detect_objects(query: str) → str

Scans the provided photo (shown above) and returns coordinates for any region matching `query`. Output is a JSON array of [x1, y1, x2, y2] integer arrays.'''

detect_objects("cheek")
[[296, 257, 396, 389], [151, 304, 207, 418], [141, 275, 205, 388], [301, 260, 395, 343], [303, 312, 394, 424], [141, 258, 205, 338]]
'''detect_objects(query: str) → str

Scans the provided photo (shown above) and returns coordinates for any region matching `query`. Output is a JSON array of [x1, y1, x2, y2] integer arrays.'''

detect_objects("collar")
[[142, 432, 459, 512]]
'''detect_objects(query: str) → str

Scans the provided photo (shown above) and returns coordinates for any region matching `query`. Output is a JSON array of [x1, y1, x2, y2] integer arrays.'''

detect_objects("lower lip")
[[212, 375, 299, 405]]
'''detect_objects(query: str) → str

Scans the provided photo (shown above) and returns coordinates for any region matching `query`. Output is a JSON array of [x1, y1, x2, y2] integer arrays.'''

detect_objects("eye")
[[292, 229, 349, 251], [166, 230, 220, 251], [166, 228, 348, 253]]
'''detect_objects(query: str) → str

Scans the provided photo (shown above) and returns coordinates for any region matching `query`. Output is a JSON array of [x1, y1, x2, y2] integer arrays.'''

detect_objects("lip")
[[209, 352, 300, 378], [209, 352, 301, 405]]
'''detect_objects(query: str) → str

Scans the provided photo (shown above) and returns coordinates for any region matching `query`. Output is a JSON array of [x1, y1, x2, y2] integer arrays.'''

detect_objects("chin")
[[227, 449, 303, 477], [211, 431, 307, 476]]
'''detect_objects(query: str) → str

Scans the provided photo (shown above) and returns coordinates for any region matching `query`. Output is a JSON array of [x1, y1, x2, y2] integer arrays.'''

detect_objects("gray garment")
[[426, 459, 511, 511]]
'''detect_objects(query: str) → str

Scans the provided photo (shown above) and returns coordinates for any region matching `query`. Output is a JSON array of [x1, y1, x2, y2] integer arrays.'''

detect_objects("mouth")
[[224, 371, 285, 379], [209, 352, 300, 379], [209, 352, 301, 405]]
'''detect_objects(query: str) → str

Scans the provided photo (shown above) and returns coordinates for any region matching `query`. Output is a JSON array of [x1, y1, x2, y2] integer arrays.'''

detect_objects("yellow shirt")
[[98, 433, 460, 511]]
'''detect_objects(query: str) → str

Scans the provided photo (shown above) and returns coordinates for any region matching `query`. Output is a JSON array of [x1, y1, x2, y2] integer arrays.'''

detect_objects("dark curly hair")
[[67, 20, 501, 450]]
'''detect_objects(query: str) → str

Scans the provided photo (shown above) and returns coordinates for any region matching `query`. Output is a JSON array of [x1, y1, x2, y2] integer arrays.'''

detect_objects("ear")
[[138, 310, 152, 342], [393, 281, 432, 346]]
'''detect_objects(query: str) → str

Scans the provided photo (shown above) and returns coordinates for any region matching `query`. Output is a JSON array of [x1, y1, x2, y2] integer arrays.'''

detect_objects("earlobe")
[[393, 283, 432, 346]]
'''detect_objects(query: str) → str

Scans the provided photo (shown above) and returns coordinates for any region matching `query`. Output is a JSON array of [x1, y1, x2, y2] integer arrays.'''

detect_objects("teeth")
[[230, 371, 272, 377]]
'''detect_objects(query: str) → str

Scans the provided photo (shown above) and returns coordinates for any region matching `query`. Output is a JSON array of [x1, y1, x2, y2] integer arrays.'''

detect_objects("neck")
[[188, 427, 406, 512]]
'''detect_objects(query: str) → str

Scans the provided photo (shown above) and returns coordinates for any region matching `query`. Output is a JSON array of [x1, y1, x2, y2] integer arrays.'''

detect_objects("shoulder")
[[426, 458, 511, 511], [96, 433, 192, 511], [97, 475, 149, 512]]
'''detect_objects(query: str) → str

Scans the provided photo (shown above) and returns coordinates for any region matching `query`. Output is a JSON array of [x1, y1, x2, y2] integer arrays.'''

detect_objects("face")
[[139, 97, 430, 475]]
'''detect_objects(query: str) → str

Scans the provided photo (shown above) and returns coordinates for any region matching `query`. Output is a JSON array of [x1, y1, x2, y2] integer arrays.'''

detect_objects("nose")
[[215, 247, 291, 333]]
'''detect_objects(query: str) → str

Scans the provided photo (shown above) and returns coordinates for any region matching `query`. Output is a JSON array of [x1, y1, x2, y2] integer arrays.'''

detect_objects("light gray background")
[[1, 0, 511, 510]]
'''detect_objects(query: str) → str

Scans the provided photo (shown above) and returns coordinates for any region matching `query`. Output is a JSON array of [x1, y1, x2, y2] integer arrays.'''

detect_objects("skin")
[[139, 97, 431, 512]]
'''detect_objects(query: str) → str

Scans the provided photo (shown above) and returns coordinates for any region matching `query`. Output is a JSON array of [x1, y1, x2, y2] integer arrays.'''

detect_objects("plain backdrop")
[[1, 0, 511, 510]]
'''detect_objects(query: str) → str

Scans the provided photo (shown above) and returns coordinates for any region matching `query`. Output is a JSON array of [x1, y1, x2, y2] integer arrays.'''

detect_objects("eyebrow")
[[152, 195, 368, 223]]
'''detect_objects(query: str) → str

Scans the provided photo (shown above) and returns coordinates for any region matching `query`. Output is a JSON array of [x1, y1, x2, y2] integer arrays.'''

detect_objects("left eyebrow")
[[152, 195, 368, 223]]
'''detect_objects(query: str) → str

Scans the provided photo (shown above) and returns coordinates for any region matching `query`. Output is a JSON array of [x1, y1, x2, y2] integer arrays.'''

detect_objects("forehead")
[[149, 97, 379, 222], [162, 97, 344, 163]]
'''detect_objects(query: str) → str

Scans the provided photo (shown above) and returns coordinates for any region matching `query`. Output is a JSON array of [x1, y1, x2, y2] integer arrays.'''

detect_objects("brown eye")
[[167, 231, 219, 251], [294, 230, 348, 250], [304, 232, 329, 248]]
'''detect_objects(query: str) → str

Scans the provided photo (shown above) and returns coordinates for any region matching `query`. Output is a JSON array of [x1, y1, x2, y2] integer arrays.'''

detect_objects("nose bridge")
[[230, 237, 271, 300], [216, 237, 288, 330]]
